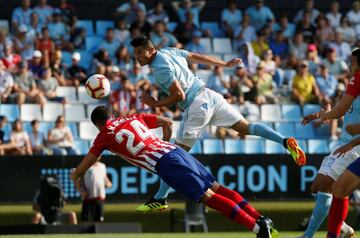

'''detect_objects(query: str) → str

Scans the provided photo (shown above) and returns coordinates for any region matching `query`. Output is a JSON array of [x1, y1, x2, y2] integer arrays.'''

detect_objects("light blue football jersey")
[[340, 96, 360, 144], [150, 47, 205, 110]]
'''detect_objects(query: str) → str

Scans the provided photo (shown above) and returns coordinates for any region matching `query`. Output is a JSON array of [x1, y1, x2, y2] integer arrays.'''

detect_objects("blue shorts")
[[347, 157, 360, 177], [155, 147, 215, 202]]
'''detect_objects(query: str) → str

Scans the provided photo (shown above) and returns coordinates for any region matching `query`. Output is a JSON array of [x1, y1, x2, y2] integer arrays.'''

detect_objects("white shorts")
[[176, 88, 244, 147], [318, 143, 360, 181]]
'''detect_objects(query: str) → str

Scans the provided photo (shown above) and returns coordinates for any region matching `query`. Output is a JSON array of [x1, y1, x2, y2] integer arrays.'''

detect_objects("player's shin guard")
[[205, 193, 256, 231], [304, 192, 333, 238], [153, 179, 172, 200], [216, 185, 261, 219], [327, 196, 349, 238], [249, 122, 285, 145]]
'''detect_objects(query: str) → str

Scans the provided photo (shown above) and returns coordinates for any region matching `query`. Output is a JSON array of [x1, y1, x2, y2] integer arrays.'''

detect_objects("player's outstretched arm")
[[70, 152, 100, 182], [155, 115, 173, 142], [319, 94, 354, 122], [187, 52, 242, 68]]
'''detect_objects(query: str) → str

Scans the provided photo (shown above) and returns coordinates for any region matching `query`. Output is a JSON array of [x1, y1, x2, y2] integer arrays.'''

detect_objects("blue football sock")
[[154, 179, 172, 200], [248, 122, 285, 145], [304, 192, 333, 238]]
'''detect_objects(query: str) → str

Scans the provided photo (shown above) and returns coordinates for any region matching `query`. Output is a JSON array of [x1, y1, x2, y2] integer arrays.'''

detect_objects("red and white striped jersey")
[[89, 114, 176, 173]]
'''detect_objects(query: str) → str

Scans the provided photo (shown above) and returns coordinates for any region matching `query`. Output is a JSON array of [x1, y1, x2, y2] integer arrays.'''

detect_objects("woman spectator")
[[262, 49, 276, 75], [28, 119, 47, 155], [48, 115, 77, 155], [306, 44, 321, 75], [9, 119, 32, 155], [50, 50, 68, 86], [114, 45, 132, 72], [315, 15, 334, 44], [253, 61, 276, 105], [229, 65, 255, 104]]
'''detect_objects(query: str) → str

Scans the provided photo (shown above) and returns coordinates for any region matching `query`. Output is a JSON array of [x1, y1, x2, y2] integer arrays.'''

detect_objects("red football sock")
[[216, 185, 261, 219], [327, 196, 349, 237], [205, 193, 256, 231]]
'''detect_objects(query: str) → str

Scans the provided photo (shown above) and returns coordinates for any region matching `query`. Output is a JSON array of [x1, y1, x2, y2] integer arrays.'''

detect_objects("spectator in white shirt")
[[347, 1, 360, 28], [336, 16, 356, 44], [326, 1, 342, 28], [289, 31, 308, 60], [48, 115, 77, 155], [294, 0, 320, 24], [114, 18, 130, 44], [221, 0, 242, 38], [329, 31, 351, 61], [9, 119, 32, 155], [233, 14, 256, 51], [0, 29, 13, 59], [147, 1, 169, 26], [0, 60, 14, 103]]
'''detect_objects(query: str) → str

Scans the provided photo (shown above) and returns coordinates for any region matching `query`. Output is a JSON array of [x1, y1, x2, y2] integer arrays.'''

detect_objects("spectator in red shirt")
[[1, 44, 21, 72], [36, 27, 55, 66]]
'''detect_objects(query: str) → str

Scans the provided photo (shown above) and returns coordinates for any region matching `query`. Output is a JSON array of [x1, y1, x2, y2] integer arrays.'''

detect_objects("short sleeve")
[[173, 47, 189, 59], [347, 74, 360, 98], [154, 67, 176, 90], [140, 114, 158, 129], [267, 8, 275, 20], [89, 134, 106, 157], [117, 3, 129, 12]]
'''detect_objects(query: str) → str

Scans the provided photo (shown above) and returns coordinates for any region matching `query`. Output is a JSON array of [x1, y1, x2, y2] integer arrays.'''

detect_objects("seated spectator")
[[275, 15, 295, 39], [0, 116, 8, 153], [0, 60, 14, 103], [262, 49, 276, 75], [172, 0, 205, 27], [48, 11, 69, 47], [245, 0, 275, 31], [251, 29, 269, 58], [346, 0, 360, 29], [9, 119, 32, 155], [147, 1, 169, 26], [29, 50, 44, 79], [337, 16, 356, 44], [253, 61, 276, 104], [11, 61, 45, 106], [294, 0, 320, 24], [291, 60, 321, 105], [50, 50, 68, 86], [13, 24, 35, 61], [269, 30, 288, 59], [306, 44, 321, 75], [322, 47, 349, 81], [0, 29, 13, 59], [116, 0, 147, 25], [207, 66, 229, 95], [229, 65, 255, 104], [48, 116, 77, 155], [34, 0, 53, 29], [36, 27, 55, 64], [38, 67, 65, 103], [233, 14, 256, 51], [28, 12, 41, 43], [11, 0, 32, 31], [58, 0, 77, 28], [108, 65, 121, 91], [100, 28, 120, 61], [316, 15, 334, 44], [128, 61, 148, 85], [185, 30, 206, 54], [92, 49, 112, 71], [150, 21, 180, 49], [1, 44, 22, 72], [315, 64, 338, 104], [289, 32, 308, 60], [114, 17, 130, 44], [109, 76, 136, 116], [114, 46, 132, 72], [123, 26, 141, 55], [130, 10, 152, 36], [239, 42, 260, 75], [173, 11, 200, 45], [326, 1, 342, 28], [221, 0, 242, 38], [66, 52, 87, 86], [70, 27, 86, 50], [329, 31, 352, 61], [296, 10, 316, 43], [28, 119, 48, 155]]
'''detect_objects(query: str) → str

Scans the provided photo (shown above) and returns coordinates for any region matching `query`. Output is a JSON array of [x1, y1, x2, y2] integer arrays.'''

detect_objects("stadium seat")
[[23, 122, 32, 134], [303, 104, 321, 117], [95, 20, 114, 37], [199, 38, 212, 53], [195, 69, 212, 83], [67, 122, 79, 138], [79, 121, 98, 140], [77, 50, 93, 70], [212, 38, 232, 53], [20, 104, 42, 121], [308, 139, 330, 154], [78, 86, 99, 104], [43, 103, 64, 122], [281, 104, 302, 122], [201, 22, 224, 37], [76, 20, 94, 36], [244, 139, 265, 154], [223, 54, 239, 62], [265, 140, 286, 154], [203, 139, 224, 154], [0, 20, 9, 31], [65, 104, 86, 122], [314, 124, 331, 138], [167, 22, 177, 32], [329, 139, 340, 151], [39, 122, 54, 136], [61, 51, 72, 67], [295, 122, 315, 139], [224, 139, 244, 154], [85, 36, 103, 53], [2, 123, 11, 141], [240, 103, 260, 121], [189, 139, 202, 154], [0, 104, 20, 122], [73, 139, 90, 155], [57, 86, 77, 102], [261, 104, 281, 121], [297, 139, 308, 153], [274, 122, 295, 137]]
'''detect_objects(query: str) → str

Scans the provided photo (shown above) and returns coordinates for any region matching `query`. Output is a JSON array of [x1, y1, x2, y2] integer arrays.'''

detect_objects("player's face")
[[134, 46, 152, 66]]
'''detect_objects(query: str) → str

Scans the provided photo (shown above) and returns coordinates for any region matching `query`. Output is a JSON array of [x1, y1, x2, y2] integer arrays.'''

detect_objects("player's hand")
[[346, 124, 360, 135], [225, 58, 242, 68], [70, 168, 79, 182], [301, 112, 319, 125], [334, 143, 353, 158], [139, 93, 158, 108]]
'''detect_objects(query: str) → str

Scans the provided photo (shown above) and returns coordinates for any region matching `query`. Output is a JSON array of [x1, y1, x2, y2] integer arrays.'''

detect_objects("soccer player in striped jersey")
[[70, 106, 278, 238]]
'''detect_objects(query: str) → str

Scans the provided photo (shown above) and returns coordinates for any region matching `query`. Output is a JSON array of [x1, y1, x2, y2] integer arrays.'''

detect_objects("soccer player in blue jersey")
[[130, 34, 306, 213]]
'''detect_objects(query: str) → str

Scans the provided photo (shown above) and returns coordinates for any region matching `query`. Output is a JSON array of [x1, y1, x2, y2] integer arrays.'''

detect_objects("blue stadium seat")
[[329, 139, 341, 151], [77, 50, 93, 70], [96, 20, 114, 37], [23, 122, 32, 134], [212, 38, 232, 53], [265, 140, 286, 154], [0, 104, 20, 122], [199, 38, 212, 52], [244, 139, 265, 154], [85, 36, 103, 53], [297, 139, 308, 153], [76, 20, 94, 36], [203, 139, 224, 154], [303, 104, 321, 117], [274, 122, 295, 137], [67, 122, 79, 138], [167, 22, 177, 32], [281, 104, 302, 122], [201, 22, 224, 37], [189, 140, 202, 154], [61, 51, 72, 67], [261, 104, 281, 121], [73, 139, 90, 155], [39, 122, 54, 136], [308, 139, 330, 154], [2, 123, 11, 141], [314, 124, 331, 138], [295, 122, 315, 139], [224, 139, 244, 154]]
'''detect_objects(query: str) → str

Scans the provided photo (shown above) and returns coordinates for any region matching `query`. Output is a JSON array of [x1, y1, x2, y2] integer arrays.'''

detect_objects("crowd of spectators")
[[0, 0, 358, 149]]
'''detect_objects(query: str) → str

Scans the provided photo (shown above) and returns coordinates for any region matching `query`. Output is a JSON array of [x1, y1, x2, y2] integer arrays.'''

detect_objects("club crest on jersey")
[[201, 103, 208, 110]]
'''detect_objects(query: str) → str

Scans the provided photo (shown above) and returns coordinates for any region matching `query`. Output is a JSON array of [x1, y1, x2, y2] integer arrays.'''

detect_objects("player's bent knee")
[[231, 119, 249, 135], [211, 181, 221, 192], [200, 188, 215, 203]]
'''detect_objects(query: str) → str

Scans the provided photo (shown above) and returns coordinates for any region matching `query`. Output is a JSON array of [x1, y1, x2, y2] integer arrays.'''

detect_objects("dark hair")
[[352, 48, 360, 65], [31, 119, 39, 126], [91, 106, 111, 126], [130, 34, 154, 48]]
